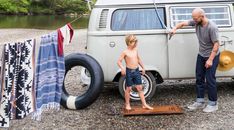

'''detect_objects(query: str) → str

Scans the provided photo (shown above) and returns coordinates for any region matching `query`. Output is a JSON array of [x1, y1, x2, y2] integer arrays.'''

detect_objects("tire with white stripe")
[[61, 53, 104, 109]]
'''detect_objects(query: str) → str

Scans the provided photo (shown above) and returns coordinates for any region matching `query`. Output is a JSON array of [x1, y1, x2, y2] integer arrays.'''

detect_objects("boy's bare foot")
[[142, 104, 153, 110], [125, 104, 132, 110]]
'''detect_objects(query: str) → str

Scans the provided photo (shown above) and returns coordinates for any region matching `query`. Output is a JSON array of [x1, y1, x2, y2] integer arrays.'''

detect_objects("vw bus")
[[61, 0, 234, 109]]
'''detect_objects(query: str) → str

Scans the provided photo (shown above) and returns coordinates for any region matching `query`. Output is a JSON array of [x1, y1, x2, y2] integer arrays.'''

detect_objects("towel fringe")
[[32, 102, 60, 121]]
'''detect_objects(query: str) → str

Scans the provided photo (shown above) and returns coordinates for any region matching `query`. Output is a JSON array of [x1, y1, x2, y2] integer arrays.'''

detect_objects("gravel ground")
[[0, 29, 234, 130]]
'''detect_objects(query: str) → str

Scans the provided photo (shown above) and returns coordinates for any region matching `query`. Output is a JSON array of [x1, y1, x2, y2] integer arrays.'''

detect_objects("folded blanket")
[[33, 32, 65, 121], [0, 39, 36, 127]]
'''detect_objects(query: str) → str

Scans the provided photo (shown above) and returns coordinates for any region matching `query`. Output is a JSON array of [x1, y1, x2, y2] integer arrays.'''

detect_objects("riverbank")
[[0, 29, 87, 54], [0, 29, 51, 43]]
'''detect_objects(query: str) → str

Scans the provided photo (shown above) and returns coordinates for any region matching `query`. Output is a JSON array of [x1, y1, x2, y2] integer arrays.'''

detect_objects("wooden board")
[[122, 105, 183, 116]]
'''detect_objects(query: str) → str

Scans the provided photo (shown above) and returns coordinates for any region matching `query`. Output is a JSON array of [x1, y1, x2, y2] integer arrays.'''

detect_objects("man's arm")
[[170, 21, 190, 35], [205, 24, 219, 69], [205, 42, 219, 69]]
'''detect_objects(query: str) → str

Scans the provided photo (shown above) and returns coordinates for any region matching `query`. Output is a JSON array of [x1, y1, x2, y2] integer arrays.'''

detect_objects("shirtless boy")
[[117, 34, 153, 110]]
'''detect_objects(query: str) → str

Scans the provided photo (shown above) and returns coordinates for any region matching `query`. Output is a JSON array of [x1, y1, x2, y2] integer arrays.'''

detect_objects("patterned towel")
[[33, 32, 65, 121], [0, 39, 36, 127]]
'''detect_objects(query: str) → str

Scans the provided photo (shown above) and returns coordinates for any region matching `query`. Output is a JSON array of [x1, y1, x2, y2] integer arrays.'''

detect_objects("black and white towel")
[[0, 39, 36, 127]]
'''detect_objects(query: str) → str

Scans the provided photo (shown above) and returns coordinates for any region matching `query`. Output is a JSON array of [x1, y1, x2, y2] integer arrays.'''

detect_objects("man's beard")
[[197, 19, 203, 25]]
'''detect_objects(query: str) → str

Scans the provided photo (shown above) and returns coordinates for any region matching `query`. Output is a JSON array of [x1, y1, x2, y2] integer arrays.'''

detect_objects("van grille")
[[99, 9, 109, 29]]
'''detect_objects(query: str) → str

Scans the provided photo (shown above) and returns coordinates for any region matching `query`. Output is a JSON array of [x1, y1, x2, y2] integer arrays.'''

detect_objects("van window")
[[111, 8, 165, 31], [170, 6, 231, 27], [99, 9, 109, 29]]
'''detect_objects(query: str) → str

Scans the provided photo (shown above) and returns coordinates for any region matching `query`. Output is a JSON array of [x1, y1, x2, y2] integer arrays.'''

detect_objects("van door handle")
[[109, 42, 115, 48]]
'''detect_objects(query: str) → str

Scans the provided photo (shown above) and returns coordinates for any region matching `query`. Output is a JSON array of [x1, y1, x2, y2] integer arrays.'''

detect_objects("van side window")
[[111, 8, 165, 31], [170, 6, 231, 28], [99, 9, 109, 29]]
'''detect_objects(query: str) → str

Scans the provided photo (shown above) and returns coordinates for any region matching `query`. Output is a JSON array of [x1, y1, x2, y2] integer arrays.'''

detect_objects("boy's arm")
[[137, 51, 145, 75], [117, 52, 126, 75]]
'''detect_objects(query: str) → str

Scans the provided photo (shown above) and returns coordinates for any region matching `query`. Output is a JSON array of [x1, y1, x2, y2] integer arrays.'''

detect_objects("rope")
[[69, 14, 84, 24], [153, 0, 167, 29], [153, 0, 173, 40]]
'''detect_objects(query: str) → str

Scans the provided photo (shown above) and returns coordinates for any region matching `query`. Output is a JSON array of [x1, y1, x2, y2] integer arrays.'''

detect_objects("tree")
[[0, 0, 30, 14], [0, 0, 90, 15], [54, 0, 88, 14]]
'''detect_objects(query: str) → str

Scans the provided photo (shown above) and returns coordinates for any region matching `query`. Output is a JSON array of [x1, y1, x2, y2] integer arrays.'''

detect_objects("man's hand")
[[206, 42, 219, 69], [169, 28, 177, 36], [141, 69, 145, 75], [205, 59, 213, 69], [121, 69, 126, 76]]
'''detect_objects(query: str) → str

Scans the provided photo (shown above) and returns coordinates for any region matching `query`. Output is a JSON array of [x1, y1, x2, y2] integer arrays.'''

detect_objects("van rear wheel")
[[118, 72, 156, 101], [61, 53, 104, 109]]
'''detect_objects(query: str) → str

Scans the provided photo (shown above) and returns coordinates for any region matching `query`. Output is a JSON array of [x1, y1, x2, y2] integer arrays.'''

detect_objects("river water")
[[0, 15, 89, 30]]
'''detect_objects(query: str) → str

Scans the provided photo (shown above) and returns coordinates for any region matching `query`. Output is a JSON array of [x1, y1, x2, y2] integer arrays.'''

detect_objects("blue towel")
[[33, 32, 65, 121]]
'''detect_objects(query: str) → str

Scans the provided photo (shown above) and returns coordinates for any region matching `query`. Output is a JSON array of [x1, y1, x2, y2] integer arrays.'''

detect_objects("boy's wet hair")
[[125, 34, 137, 46]]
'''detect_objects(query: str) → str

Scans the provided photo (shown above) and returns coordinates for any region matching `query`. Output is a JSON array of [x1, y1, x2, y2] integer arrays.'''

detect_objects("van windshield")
[[111, 8, 165, 31]]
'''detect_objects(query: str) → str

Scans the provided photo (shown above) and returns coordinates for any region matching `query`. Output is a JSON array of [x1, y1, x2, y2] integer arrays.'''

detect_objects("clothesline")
[[70, 14, 84, 24]]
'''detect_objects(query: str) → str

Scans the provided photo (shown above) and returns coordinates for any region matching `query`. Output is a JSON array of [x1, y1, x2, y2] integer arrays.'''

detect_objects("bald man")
[[170, 8, 220, 113]]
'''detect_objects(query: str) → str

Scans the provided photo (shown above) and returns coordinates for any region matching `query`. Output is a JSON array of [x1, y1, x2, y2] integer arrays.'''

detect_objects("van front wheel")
[[118, 72, 156, 101]]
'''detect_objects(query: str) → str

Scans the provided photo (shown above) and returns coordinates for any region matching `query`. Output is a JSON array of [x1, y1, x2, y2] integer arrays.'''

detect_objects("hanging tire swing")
[[61, 53, 104, 109]]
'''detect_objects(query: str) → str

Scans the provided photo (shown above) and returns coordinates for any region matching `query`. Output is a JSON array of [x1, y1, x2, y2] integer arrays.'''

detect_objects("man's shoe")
[[203, 104, 218, 113], [187, 102, 205, 110]]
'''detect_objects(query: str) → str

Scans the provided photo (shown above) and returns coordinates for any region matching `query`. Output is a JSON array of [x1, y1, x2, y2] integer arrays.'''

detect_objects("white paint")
[[66, 96, 77, 109]]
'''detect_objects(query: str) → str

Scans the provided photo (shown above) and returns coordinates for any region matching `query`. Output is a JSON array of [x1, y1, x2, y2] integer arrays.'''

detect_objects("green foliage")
[[29, 4, 55, 15], [0, 0, 15, 13], [16, 0, 30, 13], [0, 0, 90, 15], [53, 0, 88, 14], [0, 0, 30, 14], [30, 7, 55, 15]]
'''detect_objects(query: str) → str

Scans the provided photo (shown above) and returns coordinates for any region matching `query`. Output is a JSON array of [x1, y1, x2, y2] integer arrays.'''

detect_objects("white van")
[[61, 0, 234, 109]]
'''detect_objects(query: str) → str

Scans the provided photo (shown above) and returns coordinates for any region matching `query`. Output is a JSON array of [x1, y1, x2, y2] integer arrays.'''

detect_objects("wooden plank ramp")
[[122, 105, 183, 116]]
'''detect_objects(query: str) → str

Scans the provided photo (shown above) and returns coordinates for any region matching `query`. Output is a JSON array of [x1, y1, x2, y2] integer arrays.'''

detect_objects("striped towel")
[[0, 40, 36, 127], [33, 32, 65, 121]]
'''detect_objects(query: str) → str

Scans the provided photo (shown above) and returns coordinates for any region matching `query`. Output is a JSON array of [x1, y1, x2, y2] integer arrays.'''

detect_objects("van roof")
[[95, 0, 232, 6]]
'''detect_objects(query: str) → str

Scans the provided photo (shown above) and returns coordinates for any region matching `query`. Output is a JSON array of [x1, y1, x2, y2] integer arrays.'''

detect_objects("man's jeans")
[[196, 53, 220, 106]]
